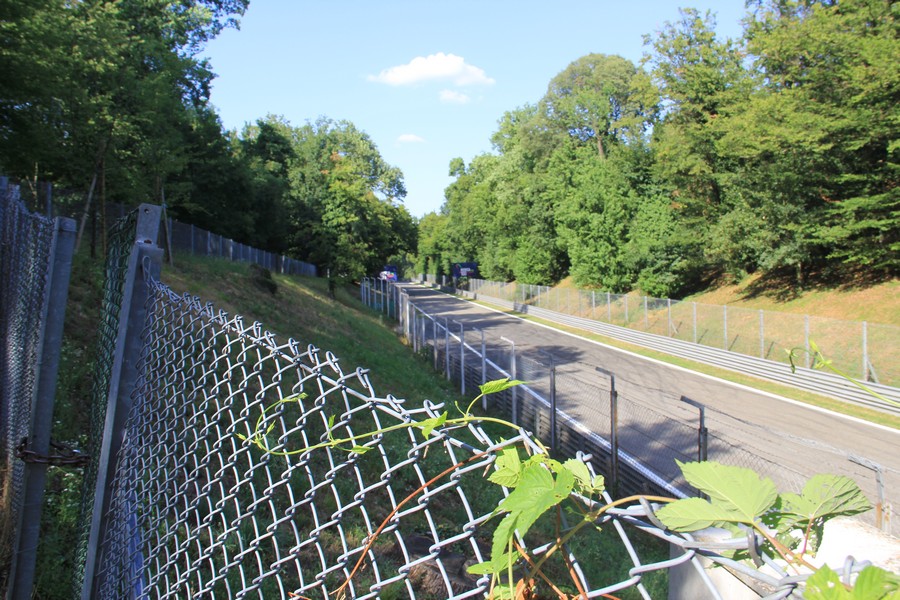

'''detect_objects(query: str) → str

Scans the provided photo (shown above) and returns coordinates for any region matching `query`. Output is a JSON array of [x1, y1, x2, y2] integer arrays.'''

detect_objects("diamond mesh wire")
[[71, 206, 141, 593], [0, 184, 54, 577], [81, 275, 761, 599]]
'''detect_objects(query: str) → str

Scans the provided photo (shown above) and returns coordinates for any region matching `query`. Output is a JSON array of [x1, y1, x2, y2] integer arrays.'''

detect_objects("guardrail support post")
[[681, 396, 708, 463], [549, 355, 557, 455], [444, 318, 450, 380], [502, 336, 517, 424], [596, 367, 618, 494]]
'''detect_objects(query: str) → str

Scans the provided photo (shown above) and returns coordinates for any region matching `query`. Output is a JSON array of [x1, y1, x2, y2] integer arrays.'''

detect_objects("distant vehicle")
[[452, 262, 478, 279], [378, 265, 399, 281]]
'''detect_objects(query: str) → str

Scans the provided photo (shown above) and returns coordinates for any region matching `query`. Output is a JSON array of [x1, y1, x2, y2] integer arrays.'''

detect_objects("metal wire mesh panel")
[[0, 184, 55, 574], [86, 279, 724, 599], [72, 206, 141, 593]]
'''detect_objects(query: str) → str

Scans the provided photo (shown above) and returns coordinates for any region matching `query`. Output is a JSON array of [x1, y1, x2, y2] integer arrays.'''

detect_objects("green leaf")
[[679, 461, 778, 523], [350, 445, 370, 455], [490, 513, 519, 570], [465, 561, 495, 576], [804, 565, 848, 600], [780, 474, 871, 526], [497, 464, 575, 540], [655, 497, 744, 531], [563, 458, 604, 494], [849, 565, 900, 599], [479, 378, 526, 397], [488, 448, 523, 488], [418, 411, 448, 438]]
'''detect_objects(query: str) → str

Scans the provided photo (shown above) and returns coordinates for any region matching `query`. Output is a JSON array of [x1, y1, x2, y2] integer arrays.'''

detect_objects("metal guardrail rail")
[[454, 289, 900, 416]]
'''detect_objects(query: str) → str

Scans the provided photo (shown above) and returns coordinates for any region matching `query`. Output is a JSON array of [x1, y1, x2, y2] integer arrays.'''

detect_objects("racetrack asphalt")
[[398, 283, 900, 536]]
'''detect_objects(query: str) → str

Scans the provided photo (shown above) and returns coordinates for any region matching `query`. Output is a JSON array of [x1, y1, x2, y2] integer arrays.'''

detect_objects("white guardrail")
[[443, 285, 900, 417]]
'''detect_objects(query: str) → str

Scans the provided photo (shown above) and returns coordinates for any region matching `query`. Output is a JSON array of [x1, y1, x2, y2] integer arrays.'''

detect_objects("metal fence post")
[[597, 367, 618, 494], [759, 310, 765, 358], [667, 298, 672, 336], [7, 216, 76, 600], [503, 337, 517, 424], [693, 302, 697, 344], [723, 305, 728, 350], [549, 355, 557, 455], [432, 317, 438, 372], [444, 318, 450, 380], [681, 397, 709, 462], [456, 321, 465, 395], [804, 315, 811, 368], [480, 328, 487, 389], [81, 205, 163, 600], [862, 321, 869, 381]]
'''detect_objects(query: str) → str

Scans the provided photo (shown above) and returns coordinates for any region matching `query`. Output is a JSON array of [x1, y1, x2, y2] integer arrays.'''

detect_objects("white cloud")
[[368, 52, 495, 86], [439, 89, 471, 104], [397, 134, 425, 143]]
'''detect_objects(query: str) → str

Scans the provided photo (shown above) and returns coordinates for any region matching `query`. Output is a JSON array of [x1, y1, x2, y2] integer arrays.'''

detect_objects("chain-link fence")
[[0, 179, 76, 597], [463, 279, 899, 388], [56, 199, 318, 277], [74, 214, 870, 599], [70, 210, 754, 599], [1, 196, 891, 598], [166, 219, 317, 277]]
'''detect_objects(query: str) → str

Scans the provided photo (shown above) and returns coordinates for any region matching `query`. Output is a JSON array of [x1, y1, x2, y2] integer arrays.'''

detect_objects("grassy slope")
[[556, 274, 900, 327], [161, 254, 466, 407], [684, 274, 900, 327]]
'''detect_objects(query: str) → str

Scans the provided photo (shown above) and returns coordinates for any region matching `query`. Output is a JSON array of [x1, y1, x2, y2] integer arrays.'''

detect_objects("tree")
[[540, 54, 646, 159], [737, 0, 900, 277]]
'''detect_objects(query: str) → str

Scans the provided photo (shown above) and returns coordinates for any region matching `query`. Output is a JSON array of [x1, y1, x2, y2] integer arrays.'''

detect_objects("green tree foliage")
[[235, 116, 416, 280], [422, 3, 898, 294], [0, 0, 248, 203]]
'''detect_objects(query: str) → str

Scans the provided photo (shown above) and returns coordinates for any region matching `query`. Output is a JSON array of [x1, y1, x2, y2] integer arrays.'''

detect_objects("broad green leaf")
[[418, 411, 448, 438], [804, 565, 848, 600], [490, 513, 519, 570], [795, 564, 900, 600], [563, 458, 604, 494], [679, 461, 778, 523], [479, 378, 526, 397], [488, 448, 523, 488], [499, 464, 574, 515], [350, 445, 370, 455], [780, 474, 871, 524], [655, 497, 744, 531], [497, 464, 575, 541], [849, 565, 900, 599]]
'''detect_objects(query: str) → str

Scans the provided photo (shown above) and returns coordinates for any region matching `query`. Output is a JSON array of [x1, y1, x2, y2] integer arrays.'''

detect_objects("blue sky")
[[203, 1, 749, 218]]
